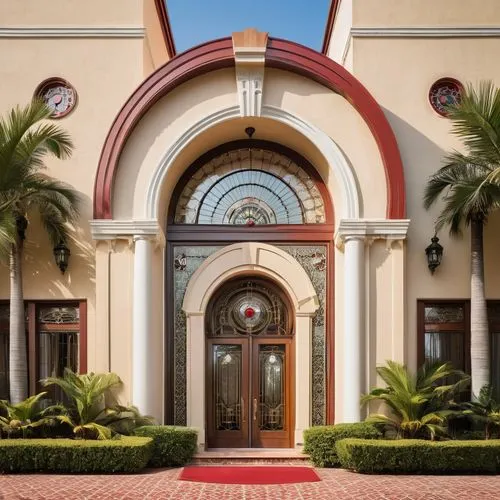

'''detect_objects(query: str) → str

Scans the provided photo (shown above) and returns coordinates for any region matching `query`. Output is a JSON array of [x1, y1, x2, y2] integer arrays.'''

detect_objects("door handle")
[[253, 398, 258, 421], [241, 398, 245, 423]]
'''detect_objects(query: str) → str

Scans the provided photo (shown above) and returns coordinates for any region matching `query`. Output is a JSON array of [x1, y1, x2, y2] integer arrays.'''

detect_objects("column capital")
[[335, 218, 410, 250], [90, 219, 165, 246]]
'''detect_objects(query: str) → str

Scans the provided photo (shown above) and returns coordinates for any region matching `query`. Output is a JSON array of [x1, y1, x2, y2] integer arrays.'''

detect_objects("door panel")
[[252, 338, 292, 448], [207, 337, 293, 448], [206, 339, 249, 448]]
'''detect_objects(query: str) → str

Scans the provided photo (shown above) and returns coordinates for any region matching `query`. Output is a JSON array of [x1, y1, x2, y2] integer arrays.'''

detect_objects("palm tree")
[[424, 81, 500, 398], [361, 361, 469, 440], [0, 99, 80, 403]]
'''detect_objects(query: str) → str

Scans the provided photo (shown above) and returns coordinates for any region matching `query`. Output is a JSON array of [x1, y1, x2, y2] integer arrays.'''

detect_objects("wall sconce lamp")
[[53, 241, 70, 274], [425, 234, 443, 274]]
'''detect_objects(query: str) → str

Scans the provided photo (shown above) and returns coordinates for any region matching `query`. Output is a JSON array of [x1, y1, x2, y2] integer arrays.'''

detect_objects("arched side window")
[[173, 146, 326, 225]]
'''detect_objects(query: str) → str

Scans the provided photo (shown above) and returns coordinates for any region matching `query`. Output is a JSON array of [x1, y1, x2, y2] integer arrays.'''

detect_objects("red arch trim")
[[94, 37, 405, 219]]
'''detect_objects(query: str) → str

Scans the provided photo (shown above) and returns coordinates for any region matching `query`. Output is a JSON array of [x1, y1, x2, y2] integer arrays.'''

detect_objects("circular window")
[[34, 78, 77, 118], [429, 78, 463, 116]]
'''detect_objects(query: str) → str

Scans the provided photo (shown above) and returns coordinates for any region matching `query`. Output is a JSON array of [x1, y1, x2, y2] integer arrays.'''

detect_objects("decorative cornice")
[[90, 219, 163, 242], [351, 27, 500, 38], [335, 219, 410, 248], [0, 27, 145, 38]]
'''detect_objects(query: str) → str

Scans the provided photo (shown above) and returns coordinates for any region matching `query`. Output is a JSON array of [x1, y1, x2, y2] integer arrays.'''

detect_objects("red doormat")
[[179, 466, 320, 484]]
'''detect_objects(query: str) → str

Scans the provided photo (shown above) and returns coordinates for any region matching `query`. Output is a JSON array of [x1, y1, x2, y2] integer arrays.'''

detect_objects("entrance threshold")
[[192, 448, 310, 465]]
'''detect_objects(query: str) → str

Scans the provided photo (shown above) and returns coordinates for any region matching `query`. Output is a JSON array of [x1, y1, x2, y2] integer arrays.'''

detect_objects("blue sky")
[[166, 0, 330, 53]]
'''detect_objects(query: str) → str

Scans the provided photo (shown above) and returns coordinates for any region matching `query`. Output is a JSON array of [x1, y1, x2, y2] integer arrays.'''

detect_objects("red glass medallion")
[[244, 307, 255, 318]]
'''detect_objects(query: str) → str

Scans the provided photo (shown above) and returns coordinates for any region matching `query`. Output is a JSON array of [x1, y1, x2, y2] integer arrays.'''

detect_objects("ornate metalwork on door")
[[208, 280, 292, 337], [258, 345, 285, 431], [213, 345, 243, 431]]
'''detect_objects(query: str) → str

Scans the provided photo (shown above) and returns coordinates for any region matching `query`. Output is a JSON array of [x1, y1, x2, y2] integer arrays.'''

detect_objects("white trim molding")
[[90, 219, 163, 242], [0, 27, 145, 38], [146, 104, 361, 223], [351, 27, 500, 38], [336, 219, 410, 248]]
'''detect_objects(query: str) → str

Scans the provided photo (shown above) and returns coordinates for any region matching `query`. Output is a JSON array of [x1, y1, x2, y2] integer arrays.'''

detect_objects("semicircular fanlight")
[[197, 170, 303, 225], [174, 148, 326, 225]]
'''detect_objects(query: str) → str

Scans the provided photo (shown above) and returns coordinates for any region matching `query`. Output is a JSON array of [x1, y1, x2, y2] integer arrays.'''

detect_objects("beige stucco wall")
[[353, 0, 500, 26], [351, 36, 500, 372], [0, 0, 171, 400]]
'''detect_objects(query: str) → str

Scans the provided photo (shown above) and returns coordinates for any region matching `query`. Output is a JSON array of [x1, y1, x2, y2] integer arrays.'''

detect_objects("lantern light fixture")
[[425, 234, 443, 274], [53, 241, 70, 274]]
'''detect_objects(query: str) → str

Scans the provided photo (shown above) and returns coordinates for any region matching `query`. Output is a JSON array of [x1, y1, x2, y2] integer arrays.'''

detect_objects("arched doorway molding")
[[147, 104, 359, 226], [182, 242, 319, 449], [93, 37, 405, 220]]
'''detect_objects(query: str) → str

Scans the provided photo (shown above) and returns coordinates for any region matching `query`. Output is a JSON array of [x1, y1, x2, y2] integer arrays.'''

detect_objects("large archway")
[[93, 36, 405, 220]]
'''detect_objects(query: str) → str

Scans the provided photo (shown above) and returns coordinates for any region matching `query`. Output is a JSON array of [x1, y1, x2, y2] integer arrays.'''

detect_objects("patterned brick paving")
[[1, 467, 500, 499]]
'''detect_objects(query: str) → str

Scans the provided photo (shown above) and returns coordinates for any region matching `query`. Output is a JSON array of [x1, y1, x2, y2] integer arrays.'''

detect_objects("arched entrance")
[[206, 277, 294, 448]]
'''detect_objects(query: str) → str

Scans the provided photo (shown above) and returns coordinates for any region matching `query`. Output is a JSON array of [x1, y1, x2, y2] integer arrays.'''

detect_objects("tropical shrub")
[[0, 436, 153, 473], [0, 392, 67, 438], [42, 369, 154, 439], [361, 361, 469, 439], [460, 384, 500, 439], [336, 438, 500, 474], [135, 425, 198, 467], [303, 422, 381, 467]]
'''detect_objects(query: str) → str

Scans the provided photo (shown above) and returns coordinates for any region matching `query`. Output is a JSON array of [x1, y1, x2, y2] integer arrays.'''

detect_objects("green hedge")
[[0, 436, 153, 473], [303, 423, 381, 467], [336, 438, 500, 474], [134, 425, 198, 467]]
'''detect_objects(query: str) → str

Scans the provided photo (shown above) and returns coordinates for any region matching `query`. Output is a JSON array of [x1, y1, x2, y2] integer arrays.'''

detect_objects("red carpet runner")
[[179, 466, 321, 485]]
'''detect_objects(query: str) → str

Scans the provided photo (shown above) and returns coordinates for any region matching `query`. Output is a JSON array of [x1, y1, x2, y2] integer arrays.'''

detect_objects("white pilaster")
[[343, 236, 365, 422], [132, 236, 154, 415]]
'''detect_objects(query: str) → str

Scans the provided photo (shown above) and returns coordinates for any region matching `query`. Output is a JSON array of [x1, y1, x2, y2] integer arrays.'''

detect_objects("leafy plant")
[[42, 369, 154, 440], [461, 384, 500, 439], [361, 360, 469, 440], [0, 392, 66, 438]]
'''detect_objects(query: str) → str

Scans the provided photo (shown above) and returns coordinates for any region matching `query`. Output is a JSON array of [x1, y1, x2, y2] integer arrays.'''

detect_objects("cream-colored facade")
[[1, 0, 500, 449]]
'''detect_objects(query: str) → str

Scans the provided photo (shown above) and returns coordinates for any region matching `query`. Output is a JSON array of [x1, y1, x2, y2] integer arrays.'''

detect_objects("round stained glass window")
[[34, 78, 77, 119], [429, 78, 463, 116]]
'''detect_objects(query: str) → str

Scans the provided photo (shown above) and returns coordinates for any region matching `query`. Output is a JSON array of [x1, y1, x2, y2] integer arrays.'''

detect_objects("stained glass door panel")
[[206, 339, 249, 448], [252, 339, 292, 448]]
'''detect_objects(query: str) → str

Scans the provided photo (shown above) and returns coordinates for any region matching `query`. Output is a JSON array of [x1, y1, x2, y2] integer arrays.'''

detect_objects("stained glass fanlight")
[[174, 148, 326, 225]]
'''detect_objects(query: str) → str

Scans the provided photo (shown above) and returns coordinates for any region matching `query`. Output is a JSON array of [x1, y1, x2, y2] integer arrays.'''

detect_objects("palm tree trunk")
[[470, 217, 490, 398], [9, 238, 27, 403]]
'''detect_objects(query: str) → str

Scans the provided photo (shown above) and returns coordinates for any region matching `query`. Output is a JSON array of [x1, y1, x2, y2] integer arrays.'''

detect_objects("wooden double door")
[[207, 337, 293, 448]]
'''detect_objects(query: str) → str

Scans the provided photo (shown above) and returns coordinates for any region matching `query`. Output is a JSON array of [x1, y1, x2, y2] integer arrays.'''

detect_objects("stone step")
[[192, 448, 311, 465]]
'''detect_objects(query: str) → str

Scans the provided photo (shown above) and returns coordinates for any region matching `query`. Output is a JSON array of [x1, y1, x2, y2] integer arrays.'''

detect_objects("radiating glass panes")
[[258, 345, 285, 431], [213, 345, 242, 431], [174, 148, 326, 224]]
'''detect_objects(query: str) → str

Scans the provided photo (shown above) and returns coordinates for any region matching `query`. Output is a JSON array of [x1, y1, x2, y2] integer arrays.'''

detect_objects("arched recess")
[[150, 106, 356, 225], [181, 242, 319, 448], [93, 37, 405, 220]]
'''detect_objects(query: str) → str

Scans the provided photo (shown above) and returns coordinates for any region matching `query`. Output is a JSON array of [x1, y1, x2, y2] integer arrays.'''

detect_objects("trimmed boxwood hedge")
[[0, 436, 153, 473], [303, 422, 381, 467], [336, 438, 500, 474], [134, 425, 198, 467]]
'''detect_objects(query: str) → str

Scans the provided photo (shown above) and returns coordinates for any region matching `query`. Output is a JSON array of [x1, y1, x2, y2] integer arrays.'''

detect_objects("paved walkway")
[[1, 467, 500, 499]]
